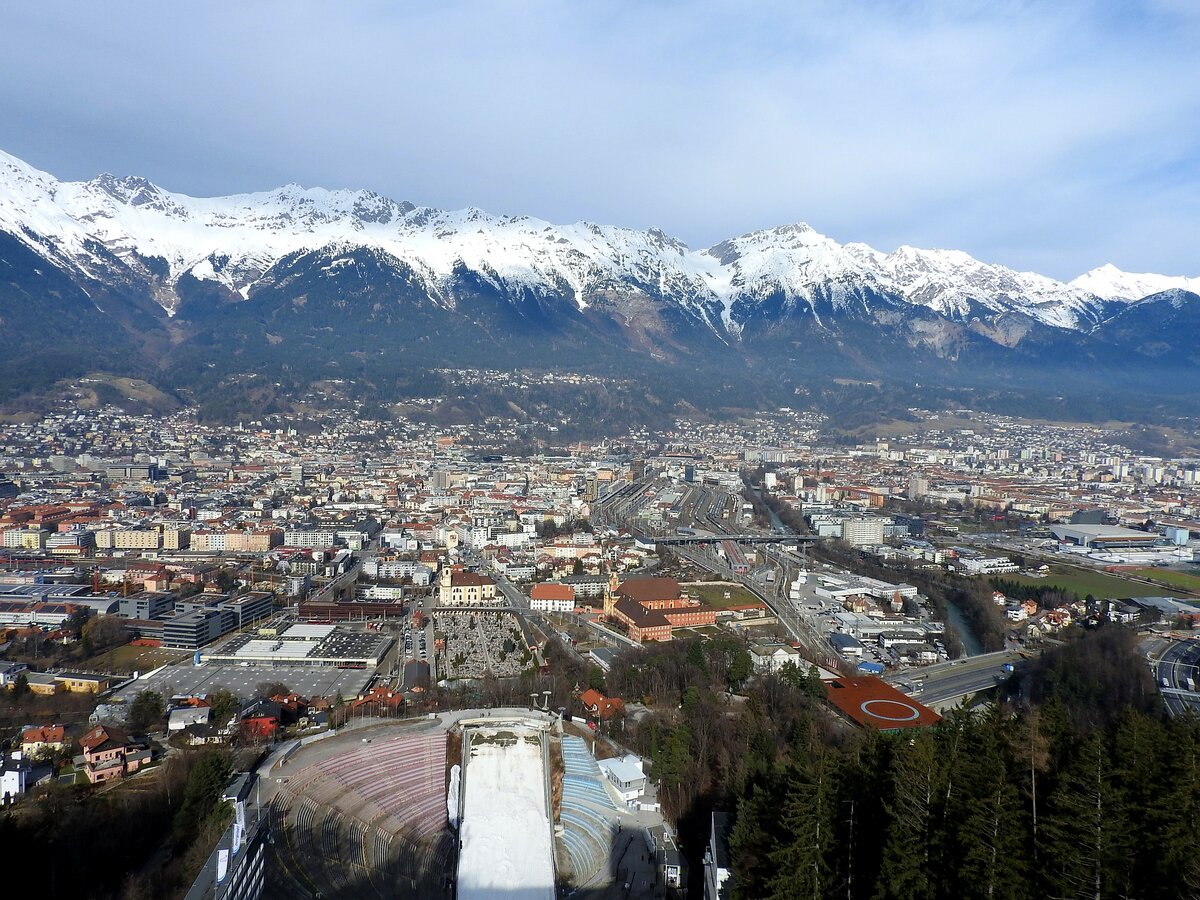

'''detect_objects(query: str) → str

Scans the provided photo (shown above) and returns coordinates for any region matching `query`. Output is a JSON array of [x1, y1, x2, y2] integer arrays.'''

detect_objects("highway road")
[[1144, 636, 1200, 716], [887, 650, 1027, 707]]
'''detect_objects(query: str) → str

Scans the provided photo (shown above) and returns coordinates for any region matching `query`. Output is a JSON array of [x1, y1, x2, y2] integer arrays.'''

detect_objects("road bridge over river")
[[886, 650, 1031, 709]]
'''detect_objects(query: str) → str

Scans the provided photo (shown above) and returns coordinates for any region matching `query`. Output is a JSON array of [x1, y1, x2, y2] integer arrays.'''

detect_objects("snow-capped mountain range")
[[3, 145, 1199, 426], [2, 147, 1194, 336]]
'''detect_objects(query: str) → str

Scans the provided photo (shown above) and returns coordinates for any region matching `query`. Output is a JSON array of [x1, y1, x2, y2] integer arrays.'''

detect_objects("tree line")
[[730, 700, 1200, 900], [725, 625, 1200, 900], [547, 623, 1196, 900]]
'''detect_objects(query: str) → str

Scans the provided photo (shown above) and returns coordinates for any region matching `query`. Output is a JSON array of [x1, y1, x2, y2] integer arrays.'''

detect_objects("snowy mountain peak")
[[1070, 263, 1200, 303], [87, 173, 165, 206], [1130, 287, 1200, 311], [0, 149, 65, 211], [0, 145, 1190, 334]]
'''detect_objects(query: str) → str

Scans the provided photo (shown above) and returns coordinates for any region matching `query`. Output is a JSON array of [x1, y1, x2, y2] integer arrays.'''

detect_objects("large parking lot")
[[111, 662, 376, 702]]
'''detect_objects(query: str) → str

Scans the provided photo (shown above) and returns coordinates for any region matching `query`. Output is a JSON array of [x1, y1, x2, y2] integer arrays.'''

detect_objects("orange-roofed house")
[[351, 686, 405, 714], [530, 583, 575, 613], [21, 725, 66, 758], [579, 689, 624, 720]]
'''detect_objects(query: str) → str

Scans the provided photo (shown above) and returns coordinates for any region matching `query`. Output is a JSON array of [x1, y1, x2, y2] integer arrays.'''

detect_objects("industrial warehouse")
[[1048, 524, 1162, 549]]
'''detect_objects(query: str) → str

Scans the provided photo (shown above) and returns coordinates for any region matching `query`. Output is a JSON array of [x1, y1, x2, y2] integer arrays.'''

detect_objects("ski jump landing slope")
[[457, 726, 555, 900]]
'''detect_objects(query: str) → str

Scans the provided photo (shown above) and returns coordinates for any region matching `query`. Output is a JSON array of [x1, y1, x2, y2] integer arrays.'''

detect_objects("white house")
[[1, 752, 30, 804], [597, 754, 647, 805], [530, 596, 574, 613], [955, 556, 1020, 576], [168, 706, 212, 732], [0, 662, 29, 688], [749, 642, 803, 674]]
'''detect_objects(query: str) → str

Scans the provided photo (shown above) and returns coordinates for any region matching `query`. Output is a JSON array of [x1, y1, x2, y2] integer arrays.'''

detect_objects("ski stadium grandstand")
[[266, 730, 453, 899], [262, 715, 633, 899], [557, 735, 622, 888]]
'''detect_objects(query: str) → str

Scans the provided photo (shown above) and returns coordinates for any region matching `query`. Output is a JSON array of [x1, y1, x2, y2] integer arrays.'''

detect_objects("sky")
[[1, 0, 1198, 280]]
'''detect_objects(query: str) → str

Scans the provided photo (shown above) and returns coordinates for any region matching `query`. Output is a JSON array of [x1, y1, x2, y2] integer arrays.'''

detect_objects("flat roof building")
[[823, 676, 941, 730], [1050, 524, 1160, 549], [161, 593, 275, 650], [119, 591, 175, 620], [202, 623, 392, 668]]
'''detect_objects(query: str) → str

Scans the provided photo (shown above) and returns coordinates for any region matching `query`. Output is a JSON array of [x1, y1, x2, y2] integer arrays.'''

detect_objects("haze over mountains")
[[1, 147, 1197, 424]]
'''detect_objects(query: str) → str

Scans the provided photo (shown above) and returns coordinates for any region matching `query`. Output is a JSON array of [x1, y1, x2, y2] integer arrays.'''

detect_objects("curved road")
[[1144, 636, 1200, 716]]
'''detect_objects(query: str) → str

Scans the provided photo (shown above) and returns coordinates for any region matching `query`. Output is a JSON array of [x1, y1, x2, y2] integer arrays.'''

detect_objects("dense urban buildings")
[[2, 396, 1200, 900]]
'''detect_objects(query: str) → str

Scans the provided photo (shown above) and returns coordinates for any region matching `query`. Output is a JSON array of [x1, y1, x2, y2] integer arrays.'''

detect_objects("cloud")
[[0, 0, 1197, 279]]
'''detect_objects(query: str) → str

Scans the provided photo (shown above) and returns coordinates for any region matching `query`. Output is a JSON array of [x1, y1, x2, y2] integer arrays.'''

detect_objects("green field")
[[683, 582, 763, 609], [81, 644, 186, 674], [1128, 568, 1200, 595], [999, 565, 1188, 599]]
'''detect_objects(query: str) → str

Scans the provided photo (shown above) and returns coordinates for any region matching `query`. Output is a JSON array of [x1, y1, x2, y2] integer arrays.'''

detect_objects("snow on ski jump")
[[456, 722, 556, 900]]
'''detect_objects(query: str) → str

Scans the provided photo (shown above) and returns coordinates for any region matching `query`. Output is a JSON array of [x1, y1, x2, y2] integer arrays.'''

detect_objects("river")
[[942, 597, 984, 657], [753, 486, 789, 532]]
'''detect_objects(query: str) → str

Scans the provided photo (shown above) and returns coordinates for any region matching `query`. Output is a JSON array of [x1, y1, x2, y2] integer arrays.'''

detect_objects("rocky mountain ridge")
[[1, 147, 1197, 423]]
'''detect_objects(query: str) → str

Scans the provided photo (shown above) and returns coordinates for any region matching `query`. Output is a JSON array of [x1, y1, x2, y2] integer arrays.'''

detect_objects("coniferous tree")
[[1042, 734, 1129, 900], [730, 780, 782, 900], [948, 711, 1029, 900], [1146, 717, 1200, 899], [764, 753, 835, 900], [874, 729, 943, 900], [1006, 707, 1050, 868]]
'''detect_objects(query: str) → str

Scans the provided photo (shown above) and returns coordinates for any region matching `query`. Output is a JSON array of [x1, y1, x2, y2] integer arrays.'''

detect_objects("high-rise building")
[[841, 518, 885, 547], [908, 475, 929, 500]]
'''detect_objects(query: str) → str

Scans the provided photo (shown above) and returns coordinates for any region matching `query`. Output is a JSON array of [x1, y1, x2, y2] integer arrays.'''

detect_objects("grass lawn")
[[683, 582, 763, 609], [1000, 565, 1188, 599], [1127, 568, 1200, 595], [81, 644, 186, 674]]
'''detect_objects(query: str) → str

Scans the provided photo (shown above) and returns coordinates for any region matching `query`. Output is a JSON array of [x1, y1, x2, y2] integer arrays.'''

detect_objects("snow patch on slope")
[[457, 728, 554, 900]]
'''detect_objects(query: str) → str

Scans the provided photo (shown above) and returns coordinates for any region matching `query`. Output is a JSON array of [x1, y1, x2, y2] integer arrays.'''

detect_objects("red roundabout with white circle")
[[859, 699, 922, 722]]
